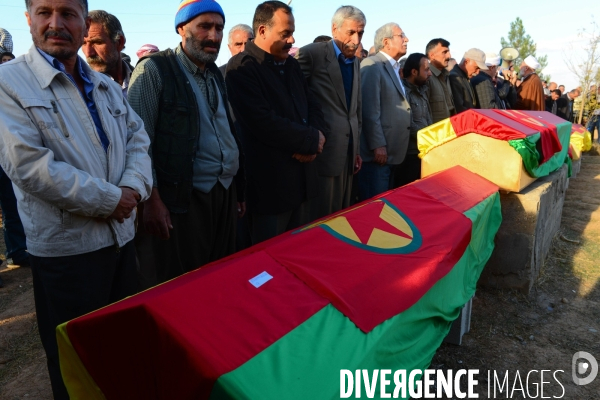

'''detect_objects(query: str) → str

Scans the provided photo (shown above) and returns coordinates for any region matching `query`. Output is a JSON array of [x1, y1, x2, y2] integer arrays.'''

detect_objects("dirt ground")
[[0, 152, 599, 399]]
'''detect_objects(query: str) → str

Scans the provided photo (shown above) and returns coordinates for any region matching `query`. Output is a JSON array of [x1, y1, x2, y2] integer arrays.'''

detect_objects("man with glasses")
[[358, 22, 411, 199]]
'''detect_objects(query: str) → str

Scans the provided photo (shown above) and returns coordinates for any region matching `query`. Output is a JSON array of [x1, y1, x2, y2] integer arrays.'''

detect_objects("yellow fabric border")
[[570, 128, 593, 160], [57, 322, 107, 400], [417, 118, 457, 159], [583, 129, 593, 151]]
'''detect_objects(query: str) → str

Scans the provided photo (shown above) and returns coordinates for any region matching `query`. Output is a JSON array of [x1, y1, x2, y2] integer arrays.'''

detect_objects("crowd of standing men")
[[0, 0, 593, 397]]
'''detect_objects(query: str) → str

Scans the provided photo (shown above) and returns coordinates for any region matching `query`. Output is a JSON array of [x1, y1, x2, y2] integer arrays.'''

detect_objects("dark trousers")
[[30, 241, 137, 400], [357, 162, 394, 201], [310, 156, 354, 221], [249, 200, 311, 245], [392, 153, 422, 188], [0, 165, 27, 264], [587, 115, 600, 142], [136, 183, 237, 290]]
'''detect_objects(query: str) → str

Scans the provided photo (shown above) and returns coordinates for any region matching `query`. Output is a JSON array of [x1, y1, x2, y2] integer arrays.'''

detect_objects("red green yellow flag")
[[57, 166, 502, 399]]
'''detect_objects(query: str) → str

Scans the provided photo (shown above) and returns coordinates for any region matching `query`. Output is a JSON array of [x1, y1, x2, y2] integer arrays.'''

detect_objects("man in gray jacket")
[[0, 0, 152, 397], [297, 5, 365, 219], [358, 22, 411, 200]]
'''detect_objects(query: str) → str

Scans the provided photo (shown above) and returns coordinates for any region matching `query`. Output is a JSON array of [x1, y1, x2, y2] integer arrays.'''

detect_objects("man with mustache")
[[296, 5, 365, 220], [0, 0, 153, 397], [82, 10, 133, 97], [226, 1, 327, 244], [425, 38, 456, 123], [128, 0, 244, 288], [358, 22, 411, 199]]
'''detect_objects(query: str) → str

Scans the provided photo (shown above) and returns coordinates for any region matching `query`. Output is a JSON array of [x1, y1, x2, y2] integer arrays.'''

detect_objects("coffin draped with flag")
[[418, 110, 571, 192], [57, 166, 502, 400]]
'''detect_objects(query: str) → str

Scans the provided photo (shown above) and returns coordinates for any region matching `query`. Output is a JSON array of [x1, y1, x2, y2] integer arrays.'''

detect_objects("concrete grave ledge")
[[479, 164, 568, 293], [570, 158, 581, 180]]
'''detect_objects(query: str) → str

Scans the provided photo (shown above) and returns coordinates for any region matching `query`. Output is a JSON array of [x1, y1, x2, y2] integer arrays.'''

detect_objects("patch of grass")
[[0, 318, 43, 388]]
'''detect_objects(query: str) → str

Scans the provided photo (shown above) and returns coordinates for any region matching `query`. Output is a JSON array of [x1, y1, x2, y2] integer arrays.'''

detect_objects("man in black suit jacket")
[[546, 89, 563, 116], [226, 2, 327, 244], [449, 48, 488, 113], [561, 89, 580, 121]]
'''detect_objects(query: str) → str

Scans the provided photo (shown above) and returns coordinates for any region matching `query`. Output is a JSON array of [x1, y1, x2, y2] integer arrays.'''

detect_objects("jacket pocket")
[[105, 102, 129, 137], [20, 98, 73, 142]]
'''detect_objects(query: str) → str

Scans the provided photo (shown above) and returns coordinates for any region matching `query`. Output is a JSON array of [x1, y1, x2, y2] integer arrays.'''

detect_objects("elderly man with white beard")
[[515, 55, 545, 111], [128, 0, 245, 289]]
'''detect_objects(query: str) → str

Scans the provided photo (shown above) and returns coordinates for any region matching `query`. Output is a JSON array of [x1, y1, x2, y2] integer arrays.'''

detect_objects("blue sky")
[[1, 0, 597, 89]]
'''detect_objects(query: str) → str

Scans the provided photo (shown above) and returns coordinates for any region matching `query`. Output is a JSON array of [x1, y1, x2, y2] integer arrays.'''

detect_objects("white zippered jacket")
[[0, 45, 153, 257]]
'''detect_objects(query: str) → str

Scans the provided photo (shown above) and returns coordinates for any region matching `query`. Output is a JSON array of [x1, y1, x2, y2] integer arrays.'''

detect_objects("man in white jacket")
[[0, 0, 152, 398]]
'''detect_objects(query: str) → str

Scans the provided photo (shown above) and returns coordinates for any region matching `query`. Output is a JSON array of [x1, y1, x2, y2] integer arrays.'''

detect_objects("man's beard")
[[34, 30, 78, 60], [343, 42, 357, 56], [87, 53, 120, 74], [184, 30, 220, 64]]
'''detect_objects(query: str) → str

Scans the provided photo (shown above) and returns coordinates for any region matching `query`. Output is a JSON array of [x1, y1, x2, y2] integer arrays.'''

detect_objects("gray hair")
[[228, 24, 254, 45], [374, 22, 399, 52], [331, 5, 366, 29], [88, 10, 124, 43], [25, 0, 88, 15]]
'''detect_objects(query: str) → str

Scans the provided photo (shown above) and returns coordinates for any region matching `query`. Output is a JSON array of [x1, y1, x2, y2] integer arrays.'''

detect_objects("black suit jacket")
[[557, 95, 571, 120], [226, 41, 328, 215], [545, 98, 556, 114], [218, 63, 227, 78], [449, 64, 476, 113]]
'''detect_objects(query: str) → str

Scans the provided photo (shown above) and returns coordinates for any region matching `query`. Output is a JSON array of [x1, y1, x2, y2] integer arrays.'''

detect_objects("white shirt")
[[380, 51, 406, 97]]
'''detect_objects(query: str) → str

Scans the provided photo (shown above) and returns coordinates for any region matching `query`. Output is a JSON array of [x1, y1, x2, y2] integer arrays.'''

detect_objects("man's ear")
[[117, 35, 126, 52], [177, 25, 185, 38], [257, 24, 267, 39]]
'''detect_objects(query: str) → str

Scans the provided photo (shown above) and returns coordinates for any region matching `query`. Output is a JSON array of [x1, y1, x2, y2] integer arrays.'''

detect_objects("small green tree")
[[501, 17, 550, 81]]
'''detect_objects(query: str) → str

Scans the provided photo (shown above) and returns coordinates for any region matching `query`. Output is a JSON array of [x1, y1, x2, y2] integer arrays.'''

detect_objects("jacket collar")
[[25, 44, 108, 91], [403, 78, 428, 96], [451, 63, 468, 80], [429, 63, 448, 78], [245, 40, 289, 66]]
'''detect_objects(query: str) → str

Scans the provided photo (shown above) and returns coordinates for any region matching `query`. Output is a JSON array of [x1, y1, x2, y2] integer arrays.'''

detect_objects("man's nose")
[[48, 11, 65, 31]]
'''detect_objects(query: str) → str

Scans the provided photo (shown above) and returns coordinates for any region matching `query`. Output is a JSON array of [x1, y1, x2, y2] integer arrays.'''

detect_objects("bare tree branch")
[[563, 20, 600, 124]]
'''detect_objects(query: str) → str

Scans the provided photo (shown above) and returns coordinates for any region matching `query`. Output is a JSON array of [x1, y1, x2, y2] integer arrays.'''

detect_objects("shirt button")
[[115, 109, 121, 115]]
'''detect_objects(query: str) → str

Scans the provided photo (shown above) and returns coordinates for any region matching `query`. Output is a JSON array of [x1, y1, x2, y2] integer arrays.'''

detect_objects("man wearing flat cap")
[[515, 55, 545, 111], [449, 48, 488, 113], [470, 52, 502, 109], [129, 0, 245, 288]]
